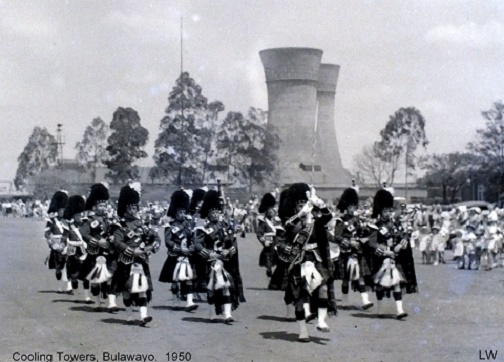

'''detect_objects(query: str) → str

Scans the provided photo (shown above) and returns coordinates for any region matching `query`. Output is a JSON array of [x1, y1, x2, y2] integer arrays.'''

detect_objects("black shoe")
[[224, 317, 234, 325], [84, 299, 95, 305], [65, 290, 74, 295], [107, 306, 119, 314], [266, 269, 273, 277], [298, 337, 310, 343], [186, 304, 199, 312], [140, 316, 153, 326], [397, 312, 408, 320], [306, 313, 316, 323], [316, 326, 330, 333], [362, 302, 374, 310]]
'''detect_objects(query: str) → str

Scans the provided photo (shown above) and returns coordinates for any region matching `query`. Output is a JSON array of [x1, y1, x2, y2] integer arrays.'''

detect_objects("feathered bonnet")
[[371, 188, 394, 218], [167, 189, 190, 218], [85, 182, 109, 211], [258, 192, 276, 214], [337, 187, 359, 213], [48, 190, 68, 214], [63, 195, 86, 220], [117, 182, 141, 218], [278, 183, 310, 221], [199, 189, 222, 219]]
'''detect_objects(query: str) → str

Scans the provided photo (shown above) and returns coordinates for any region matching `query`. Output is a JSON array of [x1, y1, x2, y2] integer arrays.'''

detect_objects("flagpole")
[[310, 101, 319, 186]]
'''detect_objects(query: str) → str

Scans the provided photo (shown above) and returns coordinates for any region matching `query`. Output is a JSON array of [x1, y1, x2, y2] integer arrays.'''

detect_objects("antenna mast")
[[56, 123, 65, 165]]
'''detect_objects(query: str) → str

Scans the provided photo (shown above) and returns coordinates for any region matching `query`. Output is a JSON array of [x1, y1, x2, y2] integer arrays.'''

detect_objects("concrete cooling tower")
[[259, 47, 352, 189]]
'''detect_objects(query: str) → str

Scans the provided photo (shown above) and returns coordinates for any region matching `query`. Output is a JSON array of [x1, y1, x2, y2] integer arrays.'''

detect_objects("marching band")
[[40, 180, 503, 342]]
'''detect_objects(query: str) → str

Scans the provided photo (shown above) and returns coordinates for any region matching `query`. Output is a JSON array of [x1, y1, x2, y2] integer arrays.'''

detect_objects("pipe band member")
[[159, 189, 198, 311], [257, 191, 281, 279], [194, 190, 244, 324], [368, 188, 418, 320], [281, 183, 334, 342], [45, 190, 71, 294], [80, 182, 117, 311], [63, 195, 92, 303], [111, 182, 160, 326]]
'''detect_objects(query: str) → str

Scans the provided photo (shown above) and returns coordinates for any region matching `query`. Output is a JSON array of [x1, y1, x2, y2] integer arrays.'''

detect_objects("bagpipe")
[[86, 220, 113, 255], [217, 179, 244, 238], [119, 222, 160, 264], [281, 227, 313, 270]]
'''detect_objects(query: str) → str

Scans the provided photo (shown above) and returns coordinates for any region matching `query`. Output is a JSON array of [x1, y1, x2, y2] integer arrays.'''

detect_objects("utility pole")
[[55, 123, 65, 165]]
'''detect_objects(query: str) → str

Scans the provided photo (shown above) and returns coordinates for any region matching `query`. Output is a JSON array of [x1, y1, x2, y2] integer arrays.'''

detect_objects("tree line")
[[14, 72, 280, 195], [353, 101, 504, 204]]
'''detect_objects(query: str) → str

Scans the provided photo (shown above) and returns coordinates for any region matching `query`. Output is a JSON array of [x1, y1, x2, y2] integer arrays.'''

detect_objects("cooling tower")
[[315, 63, 352, 185], [260, 48, 352, 187]]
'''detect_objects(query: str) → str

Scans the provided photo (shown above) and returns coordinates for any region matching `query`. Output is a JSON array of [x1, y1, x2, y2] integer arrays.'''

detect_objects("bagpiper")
[[188, 188, 208, 296], [280, 183, 333, 342], [269, 189, 296, 320], [79, 183, 117, 311], [194, 190, 244, 324], [110, 182, 160, 326], [368, 188, 418, 319], [256, 192, 281, 278], [62, 195, 92, 303], [159, 189, 199, 311], [44, 190, 72, 294], [334, 185, 374, 310]]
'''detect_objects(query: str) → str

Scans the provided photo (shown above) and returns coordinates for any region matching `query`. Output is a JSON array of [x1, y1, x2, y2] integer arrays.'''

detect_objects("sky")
[[1, 0, 504, 183]]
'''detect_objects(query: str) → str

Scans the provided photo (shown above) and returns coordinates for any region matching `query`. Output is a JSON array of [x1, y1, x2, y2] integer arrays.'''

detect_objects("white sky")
[[1, 0, 504, 182]]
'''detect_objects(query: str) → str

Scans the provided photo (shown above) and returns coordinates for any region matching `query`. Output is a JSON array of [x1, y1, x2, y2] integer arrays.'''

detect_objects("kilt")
[[159, 255, 197, 283], [48, 250, 66, 270], [268, 260, 289, 291], [66, 255, 85, 280], [258, 246, 276, 267], [112, 259, 153, 295], [288, 252, 331, 302]]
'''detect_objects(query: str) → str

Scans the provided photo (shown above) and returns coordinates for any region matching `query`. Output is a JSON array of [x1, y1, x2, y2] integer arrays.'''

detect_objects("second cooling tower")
[[260, 47, 351, 186]]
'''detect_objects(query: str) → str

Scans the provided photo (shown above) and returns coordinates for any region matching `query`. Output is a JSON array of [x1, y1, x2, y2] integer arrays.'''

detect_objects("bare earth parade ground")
[[0, 217, 502, 362]]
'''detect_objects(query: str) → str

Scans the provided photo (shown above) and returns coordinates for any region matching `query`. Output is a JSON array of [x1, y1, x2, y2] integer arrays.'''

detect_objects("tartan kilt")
[[288, 257, 330, 301], [158, 255, 178, 283], [66, 255, 84, 280], [268, 260, 289, 291], [159, 254, 197, 283], [258, 246, 276, 267], [112, 259, 153, 294], [338, 252, 350, 279], [48, 250, 66, 270]]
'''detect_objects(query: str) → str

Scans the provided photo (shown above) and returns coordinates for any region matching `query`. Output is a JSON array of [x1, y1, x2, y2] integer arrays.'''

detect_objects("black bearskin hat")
[[278, 183, 310, 221], [189, 188, 207, 215], [167, 189, 190, 218], [48, 190, 68, 214], [199, 190, 222, 219], [117, 183, 141, 218], [85, 183, 110, 211], [63, 195, 86, 220], [258, 192, 276, 214], [371, 189, 394, 218], [277, 189, 290, 222], [337, 187, 359, 213]]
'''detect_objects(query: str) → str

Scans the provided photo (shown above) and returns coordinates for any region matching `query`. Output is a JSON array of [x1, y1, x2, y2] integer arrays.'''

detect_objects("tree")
[[14, 126, 58, 190], [375, 107, 428, 191], [150, 72, 224, 186], [104, 107, 148, 184], [216, 108, 280, 192], [75, 117, 109, 183], [419, 152, 479, 204], [467, 101, 504, 200], [353, 144, 394, 187]]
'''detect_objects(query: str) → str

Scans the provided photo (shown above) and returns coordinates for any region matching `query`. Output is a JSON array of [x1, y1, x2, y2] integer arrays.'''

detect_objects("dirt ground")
[[0, 217, 502, 362]]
